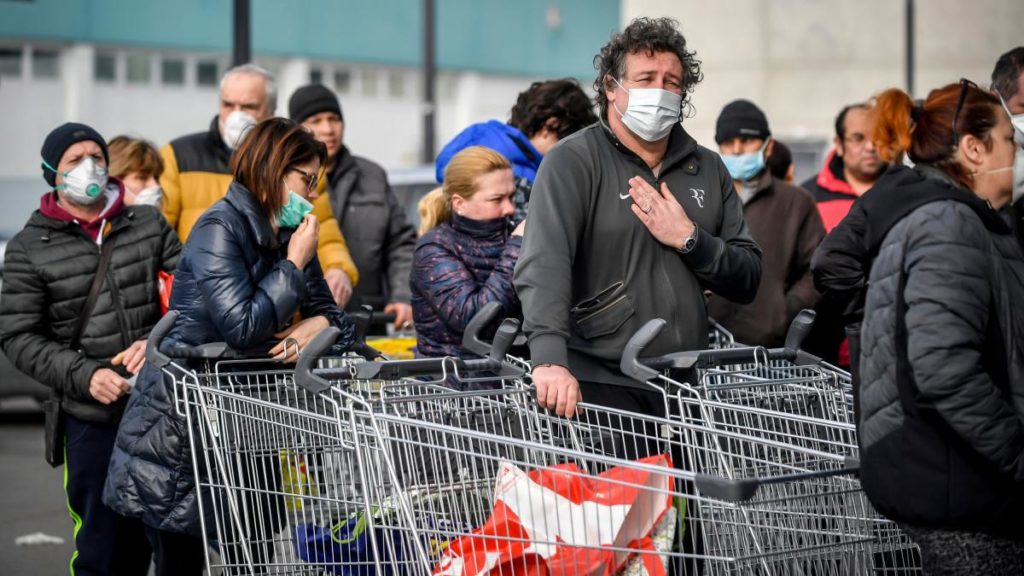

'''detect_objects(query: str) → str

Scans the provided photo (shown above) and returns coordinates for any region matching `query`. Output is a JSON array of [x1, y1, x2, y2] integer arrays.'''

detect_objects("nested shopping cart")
[[280, 321, 880, 576], [618, 312, 921, 574]]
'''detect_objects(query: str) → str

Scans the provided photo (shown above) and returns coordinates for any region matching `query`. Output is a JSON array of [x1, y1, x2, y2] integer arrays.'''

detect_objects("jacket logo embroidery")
[[690, 188, 705, 208], [618, 192, 631, 200]]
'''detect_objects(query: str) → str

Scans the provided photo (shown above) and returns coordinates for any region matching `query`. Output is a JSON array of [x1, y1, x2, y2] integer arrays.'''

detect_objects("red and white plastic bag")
[[434, 454, 675, 576]]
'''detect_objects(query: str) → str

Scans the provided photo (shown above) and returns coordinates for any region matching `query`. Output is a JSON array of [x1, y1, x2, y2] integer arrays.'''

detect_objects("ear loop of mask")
[[41, 159, 69, 190]]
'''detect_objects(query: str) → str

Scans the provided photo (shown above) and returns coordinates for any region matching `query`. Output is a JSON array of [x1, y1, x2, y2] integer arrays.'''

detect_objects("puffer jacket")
[[410, 214, 522, 358], [103, 181, 356, 535], [0, 184, 180, 424], [860, 170, 1024, 537], [161, 116, 359, 283]]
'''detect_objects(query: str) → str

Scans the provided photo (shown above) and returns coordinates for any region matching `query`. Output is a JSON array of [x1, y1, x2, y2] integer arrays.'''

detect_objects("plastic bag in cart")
[[295, 511, 473, 575], [433, 454, 676, 576]]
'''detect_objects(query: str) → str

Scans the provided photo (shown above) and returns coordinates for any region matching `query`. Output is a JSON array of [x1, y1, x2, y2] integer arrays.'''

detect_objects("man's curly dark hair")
[[508, 79, 598, 140], [593, 17, 703, 121]]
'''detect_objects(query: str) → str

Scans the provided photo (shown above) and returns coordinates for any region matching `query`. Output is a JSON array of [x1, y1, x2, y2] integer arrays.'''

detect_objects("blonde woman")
[[411, 146, 525, 369], [107, 136, 165, 207]]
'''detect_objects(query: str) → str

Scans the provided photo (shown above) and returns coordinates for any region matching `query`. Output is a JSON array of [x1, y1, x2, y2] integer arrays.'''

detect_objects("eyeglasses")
[[950, 78, 979, 151], [290, 167, 319, 192]]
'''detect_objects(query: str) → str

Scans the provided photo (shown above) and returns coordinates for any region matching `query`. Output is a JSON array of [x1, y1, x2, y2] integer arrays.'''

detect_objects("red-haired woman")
[[851, 81, 1024, 573]]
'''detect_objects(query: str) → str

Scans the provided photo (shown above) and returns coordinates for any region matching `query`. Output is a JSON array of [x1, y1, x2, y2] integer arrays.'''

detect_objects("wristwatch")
[[678, 225, 698, 254]]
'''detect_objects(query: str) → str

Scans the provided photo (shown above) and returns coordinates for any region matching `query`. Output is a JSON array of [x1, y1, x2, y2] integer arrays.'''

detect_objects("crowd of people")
[[0, 15, 1022, 576]]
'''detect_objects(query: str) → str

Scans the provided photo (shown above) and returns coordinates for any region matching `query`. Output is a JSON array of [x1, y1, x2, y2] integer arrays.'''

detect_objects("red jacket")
[[800, 149, 858, 233]]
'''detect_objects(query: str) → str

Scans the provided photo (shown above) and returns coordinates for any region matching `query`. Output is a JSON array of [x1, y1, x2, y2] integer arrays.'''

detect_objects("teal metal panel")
[[0, 0, 619, 77]]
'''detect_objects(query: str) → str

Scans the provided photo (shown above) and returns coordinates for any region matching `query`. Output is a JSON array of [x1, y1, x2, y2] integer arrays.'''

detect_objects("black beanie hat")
[[289, 84, 343, 124], [715, 99, 771, 144], [40, 122, 109, 187]]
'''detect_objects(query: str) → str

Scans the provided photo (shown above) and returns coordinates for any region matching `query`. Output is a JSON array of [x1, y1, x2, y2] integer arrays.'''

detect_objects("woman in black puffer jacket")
[[857, 82, 1024, 574], [103, 118, 355, 574]]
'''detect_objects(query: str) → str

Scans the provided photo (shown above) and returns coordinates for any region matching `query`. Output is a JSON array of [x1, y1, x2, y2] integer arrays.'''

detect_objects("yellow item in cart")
[[280, 450, 317, 511], [367, 336, 417, 359]]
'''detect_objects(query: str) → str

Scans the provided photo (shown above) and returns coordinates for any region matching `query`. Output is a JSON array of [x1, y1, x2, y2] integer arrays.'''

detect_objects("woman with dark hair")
[[852, 81, 1024, 573], [434, 78, 597, 225], [103, 118, 356, 574]]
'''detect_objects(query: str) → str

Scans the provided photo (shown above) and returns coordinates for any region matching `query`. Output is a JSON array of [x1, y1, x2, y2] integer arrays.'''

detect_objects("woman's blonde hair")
[[418, 146, 511, 235], [107, 136, 164, 180]]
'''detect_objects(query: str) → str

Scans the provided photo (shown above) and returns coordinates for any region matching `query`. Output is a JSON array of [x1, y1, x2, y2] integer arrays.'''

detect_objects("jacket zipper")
[[578, 293, 628, 324]]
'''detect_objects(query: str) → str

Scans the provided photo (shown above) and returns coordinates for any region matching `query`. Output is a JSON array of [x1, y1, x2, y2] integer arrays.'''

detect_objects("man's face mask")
[[720, 140, 770, 182], [277, 189, 314, 229], [611, 77, 682, 143], [222, 110, 257, 150], [999, 95, 1024, 203], [44, 156, 109, 206]]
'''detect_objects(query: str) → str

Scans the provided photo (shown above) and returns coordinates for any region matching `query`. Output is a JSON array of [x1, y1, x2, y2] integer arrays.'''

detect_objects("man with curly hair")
[[515, 17, 762, 418], [435, 78, 597, 225]]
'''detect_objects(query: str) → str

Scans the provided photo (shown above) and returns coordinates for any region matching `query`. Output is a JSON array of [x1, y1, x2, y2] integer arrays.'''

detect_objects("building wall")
[[0, 1, 619, 234], [621, 0, 1023, 181]]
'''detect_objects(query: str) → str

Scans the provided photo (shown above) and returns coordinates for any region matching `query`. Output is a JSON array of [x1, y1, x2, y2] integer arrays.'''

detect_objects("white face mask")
[[612, 77, 682, 142], [999, 95, 1024, 203], [130, 185, 163, 207], [48, 156, 109, 205], [222, 110, 257, 150]]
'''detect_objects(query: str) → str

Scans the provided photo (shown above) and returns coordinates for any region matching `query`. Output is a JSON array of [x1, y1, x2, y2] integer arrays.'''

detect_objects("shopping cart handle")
[[694, 474, 761, 502], [488, 317, 521, 363], [462, 302, 503, 357], [145, 310, 179, 368], [620, 318, 666, 382], [349, 305, 374, 346], [294, 326, 342, 393], [784, 309, 816, 352]]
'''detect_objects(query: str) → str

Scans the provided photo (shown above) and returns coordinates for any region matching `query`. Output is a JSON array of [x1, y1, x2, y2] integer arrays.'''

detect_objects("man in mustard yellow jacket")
[[160, 64, 359, 305]]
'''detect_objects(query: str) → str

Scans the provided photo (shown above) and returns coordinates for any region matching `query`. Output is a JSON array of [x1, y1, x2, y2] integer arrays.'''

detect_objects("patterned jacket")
[[411, 214, 522, 358]]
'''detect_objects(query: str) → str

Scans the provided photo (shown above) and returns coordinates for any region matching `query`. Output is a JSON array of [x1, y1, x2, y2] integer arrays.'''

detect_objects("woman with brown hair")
[[102, 118, 356, 574], [411, 146, 524, 372], [854, 81, 1024, 573], [107, 135, 165, 207]]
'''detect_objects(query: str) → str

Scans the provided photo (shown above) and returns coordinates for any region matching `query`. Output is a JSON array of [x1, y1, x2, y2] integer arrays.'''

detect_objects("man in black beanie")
[[1, 122, 181, 575], [289, 84, 416, 331], [708, 99, 825, 347]]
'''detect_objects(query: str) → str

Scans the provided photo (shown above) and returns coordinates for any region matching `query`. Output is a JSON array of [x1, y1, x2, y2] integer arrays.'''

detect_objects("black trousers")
[[64, 414, 152, 576], [144, 525, 205, 576], [577, 381, 703, 575]]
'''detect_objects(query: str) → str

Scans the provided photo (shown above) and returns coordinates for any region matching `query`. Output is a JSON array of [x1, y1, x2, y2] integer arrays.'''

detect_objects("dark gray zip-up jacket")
[[514, 122, 761, 386], [326, 147, 416, 310]]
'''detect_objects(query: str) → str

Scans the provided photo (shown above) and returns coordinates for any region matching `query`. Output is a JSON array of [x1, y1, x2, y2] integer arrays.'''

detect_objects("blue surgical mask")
[[277, 189, 314, 228], [720, 140, 769, 182]]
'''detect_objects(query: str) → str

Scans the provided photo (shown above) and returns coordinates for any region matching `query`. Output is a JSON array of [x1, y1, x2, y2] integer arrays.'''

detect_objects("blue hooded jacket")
[[434, 120, 542, 183]]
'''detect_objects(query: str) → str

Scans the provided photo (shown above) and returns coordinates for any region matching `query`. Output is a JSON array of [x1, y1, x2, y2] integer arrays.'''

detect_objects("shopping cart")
[[143, 307, 534, 575], [619, 312, 921, 574], [282, 324, 881, 576], [142, 309, 401, 575]]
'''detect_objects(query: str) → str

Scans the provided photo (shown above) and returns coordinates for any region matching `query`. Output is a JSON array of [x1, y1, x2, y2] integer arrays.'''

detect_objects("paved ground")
[[0, 398, 76, 574]]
